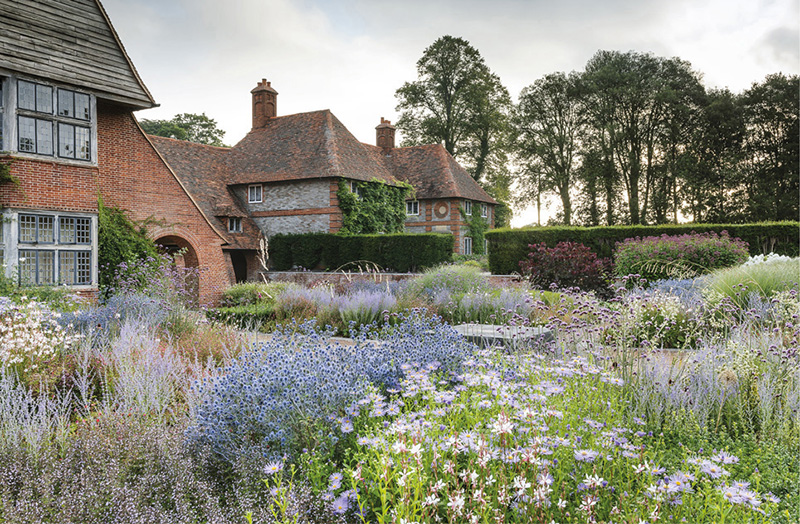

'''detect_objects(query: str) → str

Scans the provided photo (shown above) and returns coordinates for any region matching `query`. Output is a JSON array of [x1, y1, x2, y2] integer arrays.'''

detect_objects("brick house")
[[150, 80, 497, 278], [0, 0, 233, 304]]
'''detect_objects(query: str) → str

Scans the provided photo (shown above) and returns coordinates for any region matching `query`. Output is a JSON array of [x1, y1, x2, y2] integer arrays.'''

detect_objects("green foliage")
[[97, 199, 159, 294], [395, 35, 512, 185], [405, 263, 490, 298], [460, 204, 489, 255], [0, 160, 19, 186], [486, 222, 800, 275], [205, 302, 277, 331], [336, 179, 410, 234], [708, 258, 800, 309], [220, 282, 292, 307], [268, 233, 453, 272], [139, 112, 226, 146], [614, 231, 750, 281]]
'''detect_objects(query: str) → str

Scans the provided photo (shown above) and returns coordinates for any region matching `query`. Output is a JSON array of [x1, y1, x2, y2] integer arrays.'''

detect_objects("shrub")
[[615, 231, 749, 282], [520, 241, 612, 294], [403, 264, 491, 299], [220, 281, 292, 307], [269, 232, 454, 272], [97, 199, 159, 295], [206, 302, 278, 331], [486, 222, 800, 275]]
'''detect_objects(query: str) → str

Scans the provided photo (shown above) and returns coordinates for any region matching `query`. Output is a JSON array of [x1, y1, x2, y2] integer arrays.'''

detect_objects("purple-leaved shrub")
[[520, 241, 612, 296]]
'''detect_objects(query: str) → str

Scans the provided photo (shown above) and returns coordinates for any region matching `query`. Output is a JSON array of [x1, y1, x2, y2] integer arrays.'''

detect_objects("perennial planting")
[[0, 247, 797, 523]]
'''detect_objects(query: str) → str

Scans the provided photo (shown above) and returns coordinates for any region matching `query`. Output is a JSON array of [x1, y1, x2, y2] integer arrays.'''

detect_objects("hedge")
[[269, 232, 454, 272], [486, 222, 800, 275]]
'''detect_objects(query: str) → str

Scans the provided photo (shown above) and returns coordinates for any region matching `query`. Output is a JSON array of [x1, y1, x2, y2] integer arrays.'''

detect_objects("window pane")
[[36, 119, 53, 155], [59, 251, 75, 284], [18, 116, 36, 152], [75, 126, 90, 160], [76, 218, 91, 244], [38, 216, 54, 243], [59, 123, 74, 158], [58, 89, 74, 117], [75, 93, 90, 120], [35, 84, 52, 113], [19, 215, 37, 242], [38, 251, 54, 284], [76, 251, 91, 284], [59, 217, 76, 243], [18, 81, 35, 110], [19, 250, 37, 285]]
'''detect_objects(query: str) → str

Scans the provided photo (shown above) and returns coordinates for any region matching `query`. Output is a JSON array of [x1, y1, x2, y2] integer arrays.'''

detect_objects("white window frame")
[[464, 236, 473, 255], [1, 209, 98, 288], [228, 217, 242, 233], [481, 204, 488, 218], [248, 184, 263, 203], [349, 180, 363, 198], [464, 201, 472, 216], [406, 201, 419, 216]]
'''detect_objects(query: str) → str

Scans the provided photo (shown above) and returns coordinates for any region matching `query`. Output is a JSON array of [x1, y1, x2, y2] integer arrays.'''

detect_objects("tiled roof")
[[147, 136, 261, 250], [227, 110, 400, 186], [382, 144, 498, 204]]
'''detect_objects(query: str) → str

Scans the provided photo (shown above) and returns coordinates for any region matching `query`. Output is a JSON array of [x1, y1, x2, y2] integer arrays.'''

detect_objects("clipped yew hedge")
[[269, 232, 454, 272], [486, 222, 800, 275]]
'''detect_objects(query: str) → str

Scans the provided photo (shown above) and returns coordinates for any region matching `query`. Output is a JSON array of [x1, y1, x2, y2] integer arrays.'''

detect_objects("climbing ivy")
[[460, 203, 489, 255], [0, 160, 19, 186], [337, 179, 411, 234], [98, 198, 159, 295]]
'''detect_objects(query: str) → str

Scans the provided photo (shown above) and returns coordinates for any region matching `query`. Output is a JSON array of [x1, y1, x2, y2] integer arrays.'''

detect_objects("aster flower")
[[263, 461, 283, 475], [574, 449, 600, 462]]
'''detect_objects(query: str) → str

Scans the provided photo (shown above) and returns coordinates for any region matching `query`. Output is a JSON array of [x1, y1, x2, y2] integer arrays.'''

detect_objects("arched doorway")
[[155, 235, 200, 305]]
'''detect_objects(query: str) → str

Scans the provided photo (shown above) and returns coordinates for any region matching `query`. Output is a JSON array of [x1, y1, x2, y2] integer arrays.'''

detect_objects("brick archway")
[[155, 235, 200, 305]]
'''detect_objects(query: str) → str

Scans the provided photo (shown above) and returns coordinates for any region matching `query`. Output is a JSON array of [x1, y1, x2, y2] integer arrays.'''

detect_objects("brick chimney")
[[376, 117, 395, 149], [251, 78, 278, 129]]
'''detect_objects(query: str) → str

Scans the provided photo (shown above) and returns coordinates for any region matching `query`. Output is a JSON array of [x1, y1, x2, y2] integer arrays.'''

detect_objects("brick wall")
[[95, 104, 232, 304]]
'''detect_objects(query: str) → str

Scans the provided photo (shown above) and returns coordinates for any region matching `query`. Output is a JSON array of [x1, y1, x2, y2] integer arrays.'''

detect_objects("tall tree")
[[582, 51, 703, 225], [740, 73, 799, 222], [514, 72, 584, 225], [395, 35, 511, 184], [139, 112, 226, 146]]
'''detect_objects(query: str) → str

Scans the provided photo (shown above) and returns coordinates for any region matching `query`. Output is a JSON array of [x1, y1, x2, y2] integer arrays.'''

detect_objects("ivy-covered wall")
[[336, 179, 411, 234], [460, 203, 490, 255]]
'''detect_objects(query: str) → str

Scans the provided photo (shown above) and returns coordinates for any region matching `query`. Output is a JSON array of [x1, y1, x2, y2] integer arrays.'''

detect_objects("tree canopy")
[[139, 113, 226, 147]]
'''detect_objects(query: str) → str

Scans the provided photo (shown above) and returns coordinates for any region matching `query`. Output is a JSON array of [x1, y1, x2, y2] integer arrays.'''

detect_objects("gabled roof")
[[0, 0, 156, 109], [147, 136, 260, 250], [382, 144, 498, 204], [227, 110, 400, 187]]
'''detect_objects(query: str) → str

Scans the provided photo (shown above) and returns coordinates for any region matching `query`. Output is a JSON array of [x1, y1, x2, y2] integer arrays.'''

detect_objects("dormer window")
[[248, 184, 263, 203], [6, 77, 95, 163], [228, 217, 242, 233]]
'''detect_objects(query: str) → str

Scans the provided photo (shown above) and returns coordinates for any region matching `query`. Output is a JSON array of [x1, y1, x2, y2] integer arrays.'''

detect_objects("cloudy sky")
[[104, 0, 798, 225]]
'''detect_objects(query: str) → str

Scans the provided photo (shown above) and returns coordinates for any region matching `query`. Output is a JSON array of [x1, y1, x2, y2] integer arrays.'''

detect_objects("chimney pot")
[[251, 78, 278, 129], [376, 117, 396, 149]]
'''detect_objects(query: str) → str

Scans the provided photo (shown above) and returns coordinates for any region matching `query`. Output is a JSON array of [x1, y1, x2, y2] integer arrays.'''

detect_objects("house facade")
[[150, 80, 497, 279], [0, 0, 234, 304]]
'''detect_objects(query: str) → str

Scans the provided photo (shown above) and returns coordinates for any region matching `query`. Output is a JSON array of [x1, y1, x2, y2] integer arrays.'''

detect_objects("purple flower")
[[331, 494, 350, 514], [574, 449, 600, 462]]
